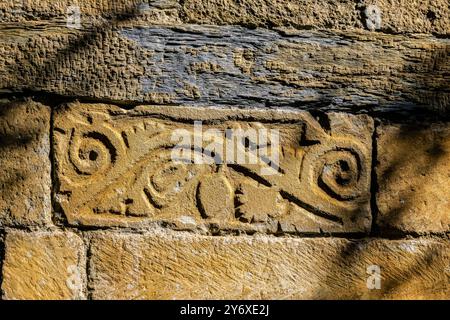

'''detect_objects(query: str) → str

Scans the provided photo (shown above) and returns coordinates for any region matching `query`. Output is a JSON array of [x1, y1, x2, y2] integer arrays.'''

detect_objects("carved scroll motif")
[[54, 103, 372, 233]]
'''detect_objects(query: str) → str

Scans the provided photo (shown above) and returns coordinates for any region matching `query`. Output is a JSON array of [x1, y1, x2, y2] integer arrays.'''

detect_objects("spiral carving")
[[69, 131, 117, 176], [300, 136, 369, 203], [317, 149, 362, 200]]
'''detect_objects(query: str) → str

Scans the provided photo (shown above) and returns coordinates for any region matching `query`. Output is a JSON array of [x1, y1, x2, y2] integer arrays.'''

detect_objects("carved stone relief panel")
[[54, 103, 373, 233]]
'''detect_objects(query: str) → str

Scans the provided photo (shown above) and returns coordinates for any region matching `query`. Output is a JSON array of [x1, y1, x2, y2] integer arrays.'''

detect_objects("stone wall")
[[0, 0, 448, 300]]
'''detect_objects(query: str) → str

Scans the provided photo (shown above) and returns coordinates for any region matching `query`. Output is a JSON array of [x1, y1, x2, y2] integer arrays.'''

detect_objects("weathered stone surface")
[[1, 1, 448, 36], [89, 231, 450, 299], [0, 0, 181, 25], [1, 26, 448, 112], [1, 230, 86, 300], [54, 102, 373, 233], [0, 100, 51, 226], [376, 123, 450, 234], [181, 0, 450, 36], [0, 0, 448, 304]]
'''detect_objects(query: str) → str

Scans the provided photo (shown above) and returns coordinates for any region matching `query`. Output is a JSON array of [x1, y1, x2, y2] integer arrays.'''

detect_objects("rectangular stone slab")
[[88, 231, 450, 299], [1, 0, 448, 36], [376, 123, 450, 234], [54, 102, 373, 233], [1, 230, 85, 300], [0, 100, 51, 227], [1, 25, 448, 113]]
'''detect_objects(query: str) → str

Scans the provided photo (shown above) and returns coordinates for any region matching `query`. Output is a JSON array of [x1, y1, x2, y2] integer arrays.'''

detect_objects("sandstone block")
[[181, 0, 449, 35], [0, 100, 51, 226], [376, 123, 450, 234], [1, 26, 448, 112], [1, 0, 448, 35], [89, 231, 450, 299], [0, 0, 181, 25], [54, 103, 373, 233], [1, 230, 86, 300]]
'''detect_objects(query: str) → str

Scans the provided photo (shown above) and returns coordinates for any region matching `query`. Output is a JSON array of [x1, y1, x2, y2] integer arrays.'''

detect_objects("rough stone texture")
[[376, 123, 450, 234], [0, 0, 449, 302], [1, 1, 448, 36], [0, 26, 448, 112], [0, 99, 51, 227], [89, 231, 450, 299], [1, 230, 86, 300], [0, 0, 181, 25], [181, 0, 450, 36], [54, 102, 373, 233]]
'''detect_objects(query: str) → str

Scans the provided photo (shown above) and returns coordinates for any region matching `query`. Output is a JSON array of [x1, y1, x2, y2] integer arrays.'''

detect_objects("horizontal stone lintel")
[[0, 25, 449, 113], [0, 0, 449, 36]]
